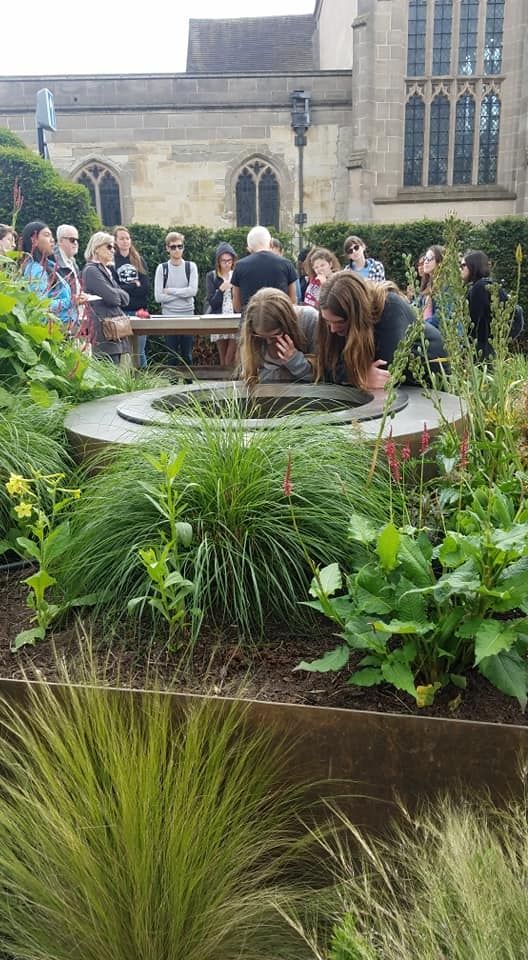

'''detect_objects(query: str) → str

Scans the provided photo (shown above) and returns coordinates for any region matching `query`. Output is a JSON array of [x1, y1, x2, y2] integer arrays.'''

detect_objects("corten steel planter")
[[0, 678, 525, 835]]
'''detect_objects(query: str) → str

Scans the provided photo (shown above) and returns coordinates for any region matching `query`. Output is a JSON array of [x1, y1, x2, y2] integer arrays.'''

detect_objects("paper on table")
[[83, 294, 102, 301]]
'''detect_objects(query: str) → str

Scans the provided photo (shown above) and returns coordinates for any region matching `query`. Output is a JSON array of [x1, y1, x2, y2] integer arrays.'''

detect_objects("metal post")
[[290, 90, 311, 255]]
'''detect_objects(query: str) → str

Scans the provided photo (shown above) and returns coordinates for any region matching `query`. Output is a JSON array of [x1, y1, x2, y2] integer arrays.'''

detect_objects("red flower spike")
[[459, 430, 469, 469], [420, 422, 430, 454], [385, 428, 401, 483], [401, 441, 411, 462], [282, 452, 294, 497]]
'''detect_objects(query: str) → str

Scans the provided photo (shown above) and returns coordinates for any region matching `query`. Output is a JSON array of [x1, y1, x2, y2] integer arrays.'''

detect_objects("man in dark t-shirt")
[[231, 226, 298, 312]]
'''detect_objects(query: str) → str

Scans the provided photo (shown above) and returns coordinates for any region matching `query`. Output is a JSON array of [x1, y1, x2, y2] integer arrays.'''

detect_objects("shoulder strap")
[[185, 261, 191, 282], [162, 261, 169, 288]]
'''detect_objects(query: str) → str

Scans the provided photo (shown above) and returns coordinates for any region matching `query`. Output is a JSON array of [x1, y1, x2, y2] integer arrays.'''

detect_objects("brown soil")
[[1, 569, 526, 726]]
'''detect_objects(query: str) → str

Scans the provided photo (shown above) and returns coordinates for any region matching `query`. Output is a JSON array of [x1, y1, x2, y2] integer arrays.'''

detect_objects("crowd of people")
[[0, 217, 521, 385]]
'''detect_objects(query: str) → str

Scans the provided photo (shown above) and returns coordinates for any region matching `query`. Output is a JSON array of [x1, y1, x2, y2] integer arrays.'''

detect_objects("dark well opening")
[[152, 385, 373, 420]]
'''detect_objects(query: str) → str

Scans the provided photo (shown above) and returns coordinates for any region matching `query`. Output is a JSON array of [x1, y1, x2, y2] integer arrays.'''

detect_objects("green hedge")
[[0, 144, 99, 251], [306, 217, 528, 311]]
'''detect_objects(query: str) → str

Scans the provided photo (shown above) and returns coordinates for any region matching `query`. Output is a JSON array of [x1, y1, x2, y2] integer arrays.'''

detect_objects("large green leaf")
[[348, 513, 377, 545], [354, 563, 393, 614], [474, 621, 516, 665], [436, 531, 480, 568], [381, 658, 417, 698], [397, 535, 434, 587], [432, 560, 480, 602], [309, 563, 342, 599], [0, 292, 17, 315], [376, 523, 400, 572], [372, 618, 433, 635], [490, 523, 528, 553], [4, 329, 39, 365], [479, 649, 528, 710], [348, 667, 382, 687], [295, 645, 350, 673]]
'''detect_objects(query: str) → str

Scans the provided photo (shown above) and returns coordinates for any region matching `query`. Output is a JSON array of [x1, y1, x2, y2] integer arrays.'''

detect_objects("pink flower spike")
[[282, 452, 294, 497], [401, 441, 412, 462], [420, 422, 430, 455], [384, 428, 401, 482], [459, 429, 469, 469]]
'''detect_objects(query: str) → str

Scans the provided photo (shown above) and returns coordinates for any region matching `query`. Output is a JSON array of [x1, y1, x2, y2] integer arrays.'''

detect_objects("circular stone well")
[[65, 381, 466, 460]]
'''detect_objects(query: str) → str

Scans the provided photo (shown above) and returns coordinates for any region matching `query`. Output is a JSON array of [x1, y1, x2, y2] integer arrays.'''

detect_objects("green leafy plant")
[[5, 470, 95, 649], [298, 484, 528, 708], [128, 451, 195, 643], [0, 671, 314, 960]]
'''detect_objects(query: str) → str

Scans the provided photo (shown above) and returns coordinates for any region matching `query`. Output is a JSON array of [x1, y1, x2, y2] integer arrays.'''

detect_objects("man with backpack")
[[154, 231, 199, 365]]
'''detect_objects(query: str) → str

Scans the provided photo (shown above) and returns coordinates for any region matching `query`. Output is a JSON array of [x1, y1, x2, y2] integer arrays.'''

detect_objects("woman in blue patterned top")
[[343, 235, 385, 283]]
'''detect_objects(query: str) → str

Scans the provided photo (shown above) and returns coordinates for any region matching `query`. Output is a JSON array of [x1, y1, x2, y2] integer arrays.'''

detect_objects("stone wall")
[[315, 0, 355, 70]]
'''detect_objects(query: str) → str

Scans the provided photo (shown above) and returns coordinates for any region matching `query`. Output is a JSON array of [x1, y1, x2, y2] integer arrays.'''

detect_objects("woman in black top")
[[113, 226, 150, 367], [317, 271, 445, 389]]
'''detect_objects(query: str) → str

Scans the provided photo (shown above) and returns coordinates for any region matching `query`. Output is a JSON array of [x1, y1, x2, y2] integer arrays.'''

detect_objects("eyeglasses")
[[219, 257, 233, 264], [64, 237, 79, 243], [423, 255, 435, 263], [105, 244, 115, 251], [346, 244, 361, 254], [169, 243, 184, 250]]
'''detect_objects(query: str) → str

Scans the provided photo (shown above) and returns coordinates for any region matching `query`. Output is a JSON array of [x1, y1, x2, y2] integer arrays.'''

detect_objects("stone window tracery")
[[74, 163, 122, 227], [235, 160, 280, 230], [404, 0, 504, 188]]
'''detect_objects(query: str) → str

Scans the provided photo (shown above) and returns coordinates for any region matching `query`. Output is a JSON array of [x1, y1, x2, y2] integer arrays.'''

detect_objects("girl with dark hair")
[[460, 249, 523, 357], [241, 287, 318, 383], [343, 235, 385, 283], [113, 226, 150, 367], [205, 242, 239, 367], [317, 271, 444, 389], [21, 220, 73, 325]]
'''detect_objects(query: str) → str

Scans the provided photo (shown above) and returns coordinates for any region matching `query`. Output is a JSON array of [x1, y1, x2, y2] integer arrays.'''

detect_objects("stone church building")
[[0, 0, 526, 232]]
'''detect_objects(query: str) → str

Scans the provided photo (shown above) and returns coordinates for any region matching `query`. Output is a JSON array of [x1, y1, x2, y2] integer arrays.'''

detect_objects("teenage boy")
[[154, 231, 198, 365]]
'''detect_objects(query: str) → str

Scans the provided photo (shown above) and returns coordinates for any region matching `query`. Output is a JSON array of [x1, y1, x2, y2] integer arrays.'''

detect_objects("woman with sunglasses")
[[317, 271, 445, 390], [419, 245, 446, 328], [154, 231, 198, 366], [240, 287, 319, 384], [205, 241, 239, 367], [82, 231, 131, 364], [343, 235, 385, 283]]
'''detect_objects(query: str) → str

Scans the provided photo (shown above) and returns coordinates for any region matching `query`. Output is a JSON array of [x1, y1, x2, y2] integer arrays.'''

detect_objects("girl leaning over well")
[[317, 270, 445, 389], [240, 287, 319, 383]]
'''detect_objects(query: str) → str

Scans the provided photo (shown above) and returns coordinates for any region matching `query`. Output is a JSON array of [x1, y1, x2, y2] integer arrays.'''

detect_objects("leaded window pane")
[[453, 95, 475, 183], [99, 171, 122, 227], [404, 95, 425, 186], [77, 172, 96, 209], [428, 94, 450, 185], [478, 93, 500, 182], [407, 0, 427, 76], [236, 171, 256, 227], [484, 0, 505, 75], [432, 0, 453, 74], [258, 169, 280, 230], [458, 0, 480, 75]]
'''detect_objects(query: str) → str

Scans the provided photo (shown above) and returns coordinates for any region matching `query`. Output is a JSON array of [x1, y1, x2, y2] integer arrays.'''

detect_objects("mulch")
[[0, 569, 526, 726]]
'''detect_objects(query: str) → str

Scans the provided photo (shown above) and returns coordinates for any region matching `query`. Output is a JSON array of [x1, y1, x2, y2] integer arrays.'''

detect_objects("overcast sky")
[[1, 1, 315, 76]]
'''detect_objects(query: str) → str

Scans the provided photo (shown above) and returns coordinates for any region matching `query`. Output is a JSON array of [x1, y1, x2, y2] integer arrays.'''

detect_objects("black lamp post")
[[290, 89, 311, 252]]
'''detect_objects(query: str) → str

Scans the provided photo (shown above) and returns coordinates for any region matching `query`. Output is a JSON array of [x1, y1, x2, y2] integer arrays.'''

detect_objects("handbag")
[[101, 315, 133, 342]]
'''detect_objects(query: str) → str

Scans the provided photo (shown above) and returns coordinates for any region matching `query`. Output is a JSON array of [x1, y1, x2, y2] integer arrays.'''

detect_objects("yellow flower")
[[14, 501, 33, 519], [515, 244, 523, 265], [72, 489, 81, 499], [6, 473, 30, 497]]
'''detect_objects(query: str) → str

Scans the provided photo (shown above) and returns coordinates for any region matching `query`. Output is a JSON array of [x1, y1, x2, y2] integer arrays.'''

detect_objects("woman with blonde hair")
[[303, 247, 340, 308], [82, 231, 131, 364], [317, 271, 444, 389], [241, 287, 318, 383]]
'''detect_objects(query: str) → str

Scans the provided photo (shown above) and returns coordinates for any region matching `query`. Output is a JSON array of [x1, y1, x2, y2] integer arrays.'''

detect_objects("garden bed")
[[1, 570, 526, 727]]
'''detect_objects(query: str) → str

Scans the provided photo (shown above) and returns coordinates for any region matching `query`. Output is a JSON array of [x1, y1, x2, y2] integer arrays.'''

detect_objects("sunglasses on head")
[[169, 243, 184, 250], [347, 243, 361, 253]]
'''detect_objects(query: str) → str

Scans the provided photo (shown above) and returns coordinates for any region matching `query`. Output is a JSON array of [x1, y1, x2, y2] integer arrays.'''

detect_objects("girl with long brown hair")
[[317, 271, 444, 389], [241, 287, 318, 383], [113, 226, 150, 367]]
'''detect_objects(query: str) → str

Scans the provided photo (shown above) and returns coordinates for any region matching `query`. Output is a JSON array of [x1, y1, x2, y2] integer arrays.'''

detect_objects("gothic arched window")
[[407, 0, 427, 76], [432, 0, 453, 74], [428, 94, 450, 185], [484, 0, 505, 75], [453, 95, 476, 184], [74, 163, 122, 227], [404, 95, 425, 186], [235, 160, 280, 230], [478, 93, 501, 183], [458, 0, 479, 75]]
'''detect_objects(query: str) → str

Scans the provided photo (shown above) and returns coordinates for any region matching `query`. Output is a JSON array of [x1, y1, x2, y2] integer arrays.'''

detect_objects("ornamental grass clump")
[[319, 794, 528, 960], [0, 674, 315, 960], [58, 403, 398, 638]]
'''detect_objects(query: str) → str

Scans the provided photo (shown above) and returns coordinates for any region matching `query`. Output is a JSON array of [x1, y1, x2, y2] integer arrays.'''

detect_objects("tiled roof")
[[186, 15, 315, 74]]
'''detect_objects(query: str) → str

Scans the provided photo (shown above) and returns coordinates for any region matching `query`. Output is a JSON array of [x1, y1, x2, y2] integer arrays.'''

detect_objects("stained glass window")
[[428, 94, 450, 184], [484, 0, 505, 75], [458, 0, 479, 75], [404, 95, 425, 186], [235, 161, 280, 230], [74, 163, 122, 226], [453, 95, 475, 183], [432, 0, 453, 74], [407, 0, 427, 76], [478, 93, 500, 182]]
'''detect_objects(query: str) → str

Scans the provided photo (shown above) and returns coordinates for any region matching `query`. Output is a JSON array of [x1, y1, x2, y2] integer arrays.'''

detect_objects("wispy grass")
[[0, 669, 317, 960], [57, 402, 398, 638], [314, 793, 528, 960]]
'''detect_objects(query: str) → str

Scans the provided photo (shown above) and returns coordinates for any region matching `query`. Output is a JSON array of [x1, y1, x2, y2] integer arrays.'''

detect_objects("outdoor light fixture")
[[290, 89, 311, 247]]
